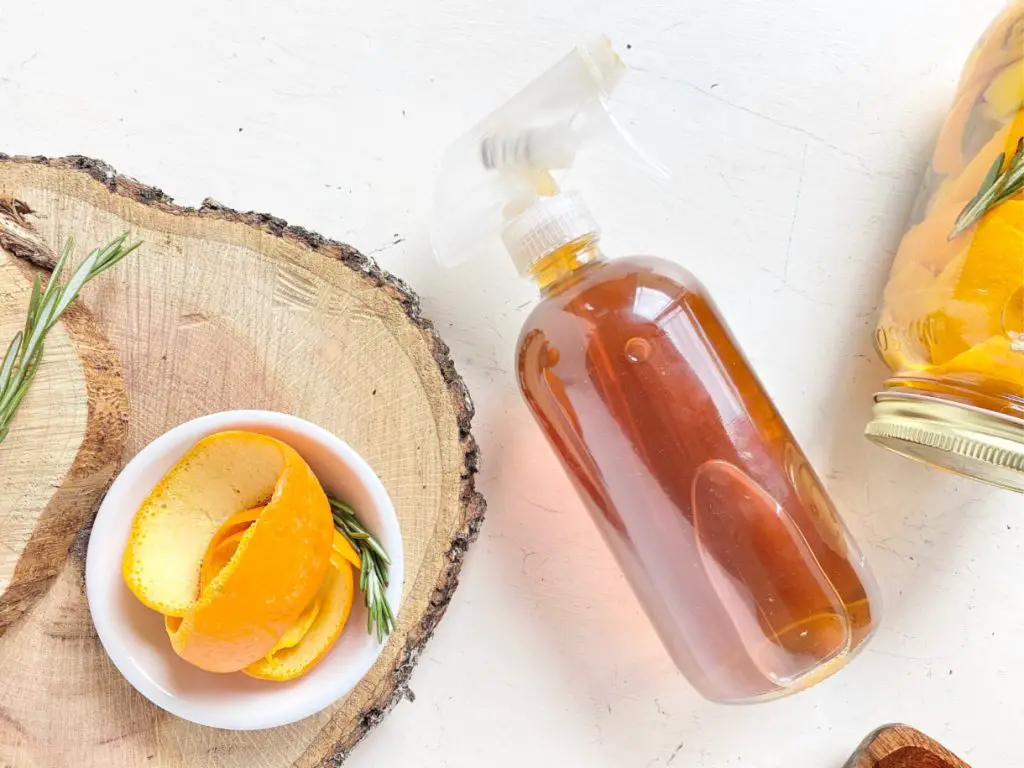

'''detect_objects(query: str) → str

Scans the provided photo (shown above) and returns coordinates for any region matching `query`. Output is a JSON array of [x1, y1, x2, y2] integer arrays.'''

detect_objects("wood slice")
[[844, 725, 970, 768], [0, 203, 128, 635], [0, 154, 484, 767]]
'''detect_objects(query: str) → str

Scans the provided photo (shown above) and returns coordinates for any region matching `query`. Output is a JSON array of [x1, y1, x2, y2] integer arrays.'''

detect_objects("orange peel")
[[122, 431, 334, 673], [958, 6, 1024, 97], [933, 76, 991, 177], [332, 530, 362, 570], [932, 335, 1024, 391], [193, 510, 358, 681], [245, 558, 356, 681]]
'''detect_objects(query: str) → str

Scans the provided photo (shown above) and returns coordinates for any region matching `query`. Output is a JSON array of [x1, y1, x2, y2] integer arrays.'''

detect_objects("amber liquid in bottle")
[[517, 237, 879, 702]]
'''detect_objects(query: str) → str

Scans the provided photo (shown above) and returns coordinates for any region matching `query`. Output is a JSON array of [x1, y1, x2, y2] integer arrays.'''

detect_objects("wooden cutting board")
[[0, 154, 484, 767], [845, 725, 970, 767], [0, 202, 128, 635]]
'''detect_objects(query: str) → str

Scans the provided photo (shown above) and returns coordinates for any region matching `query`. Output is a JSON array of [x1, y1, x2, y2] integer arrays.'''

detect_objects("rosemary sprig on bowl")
[[950, 138, 1024, 239], [329, 497, 396, 642], [0, 233, 141, 445]]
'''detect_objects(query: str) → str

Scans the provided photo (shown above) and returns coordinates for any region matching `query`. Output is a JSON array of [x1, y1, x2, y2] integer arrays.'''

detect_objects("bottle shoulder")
[[519, 254, 711, 341], [578, 254, 703, 287]]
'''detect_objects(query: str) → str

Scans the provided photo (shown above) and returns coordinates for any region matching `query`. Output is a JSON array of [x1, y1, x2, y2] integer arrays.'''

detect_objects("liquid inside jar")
[[518, 249, 879, 702]]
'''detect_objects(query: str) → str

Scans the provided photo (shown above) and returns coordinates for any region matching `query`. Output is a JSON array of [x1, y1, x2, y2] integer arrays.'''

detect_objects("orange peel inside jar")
[[884, 196, 1024, 385], [122, 431, 358, 680], [881, 42, 1024, 392], [958, 4, 1024, 97]]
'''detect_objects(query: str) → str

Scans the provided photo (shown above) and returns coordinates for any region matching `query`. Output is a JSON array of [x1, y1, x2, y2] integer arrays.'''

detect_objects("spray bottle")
[[433, 38, 880, 702]]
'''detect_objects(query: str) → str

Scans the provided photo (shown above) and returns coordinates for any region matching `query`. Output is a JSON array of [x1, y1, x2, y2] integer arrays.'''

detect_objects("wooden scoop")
[[845, 725, 970, 768]]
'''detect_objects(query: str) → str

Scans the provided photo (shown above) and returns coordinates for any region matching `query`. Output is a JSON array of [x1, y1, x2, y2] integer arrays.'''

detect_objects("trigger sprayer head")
[[431, 36, 668, 274]]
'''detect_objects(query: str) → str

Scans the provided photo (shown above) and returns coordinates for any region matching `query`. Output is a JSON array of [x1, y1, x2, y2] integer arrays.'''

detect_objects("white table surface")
[[3, 1, 1020, 765]]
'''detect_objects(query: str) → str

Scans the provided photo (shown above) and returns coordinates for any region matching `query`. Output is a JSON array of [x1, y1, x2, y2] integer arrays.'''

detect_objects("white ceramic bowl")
[[86, 410, 404, 730]]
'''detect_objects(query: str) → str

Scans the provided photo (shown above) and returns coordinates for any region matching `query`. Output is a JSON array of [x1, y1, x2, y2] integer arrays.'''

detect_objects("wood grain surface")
[[0, 202, 128, 636], [845, 725, 970, 768], [0, 155, 484, 767]]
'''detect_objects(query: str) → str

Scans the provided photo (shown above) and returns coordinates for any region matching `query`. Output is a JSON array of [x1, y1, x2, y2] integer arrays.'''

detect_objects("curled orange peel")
[[122, 431, 334, 673]]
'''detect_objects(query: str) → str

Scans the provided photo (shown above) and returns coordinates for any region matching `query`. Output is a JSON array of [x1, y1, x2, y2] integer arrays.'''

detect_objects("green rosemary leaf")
[[0, 233, 141, 445], [989, 160, 1024, 207], [0, 333, 21, 393], [23, 276, 41, 341], [950, 139, 1024, 239], [362, 535, 390, 564], [0, 365, 34, 427], [979, 152, 1005, 195], [328, 496, 395, 641], [0, 342, 41, 425], [39, 236, 73, 311], [328, 498, 357, 516], [93, 238, 141, 279], [960, 151, 1004, 214], [51, 239, 118, 320]]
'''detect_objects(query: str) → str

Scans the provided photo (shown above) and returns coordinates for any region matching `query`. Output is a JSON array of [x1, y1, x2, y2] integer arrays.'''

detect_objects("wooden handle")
[[845, 725, 970, 768]]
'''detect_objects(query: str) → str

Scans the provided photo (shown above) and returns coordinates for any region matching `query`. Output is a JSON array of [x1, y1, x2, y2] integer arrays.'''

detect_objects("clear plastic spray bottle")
[[433, 38, 880, 702]]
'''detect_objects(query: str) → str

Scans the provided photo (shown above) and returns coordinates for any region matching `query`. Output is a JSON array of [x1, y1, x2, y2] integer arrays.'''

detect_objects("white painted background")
[[2, 1, 1020, 765]]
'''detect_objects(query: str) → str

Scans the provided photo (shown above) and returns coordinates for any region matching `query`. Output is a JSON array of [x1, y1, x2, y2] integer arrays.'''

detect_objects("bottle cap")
[[866, 391, 1024, 492], [502, 193, 600, 275]]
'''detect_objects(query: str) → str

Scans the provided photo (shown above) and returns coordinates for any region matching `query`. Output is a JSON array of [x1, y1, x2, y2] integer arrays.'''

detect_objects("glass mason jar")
[[867, 2, 1024, 492]]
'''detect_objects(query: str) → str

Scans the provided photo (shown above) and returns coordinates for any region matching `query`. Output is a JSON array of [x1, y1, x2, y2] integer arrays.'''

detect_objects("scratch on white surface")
[[364, 235, 406, 256], [783, 143, 809, 283], [523, 498, 562, 516], [869, 647, 930, 663], [632, 67, 872, 173], [666, 741, 685, 765], [653, 698, 667, 718], [519, 547, 550, 575]]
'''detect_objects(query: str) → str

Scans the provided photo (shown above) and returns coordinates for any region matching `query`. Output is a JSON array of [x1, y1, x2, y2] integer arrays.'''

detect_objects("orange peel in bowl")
[[198, 506, 264, 593], [192, 511, 325, 659], [332, 530, 362, 570], [122, 431, 334, 673], [185, 501, 361, 680], [245, 558, 356, 681]]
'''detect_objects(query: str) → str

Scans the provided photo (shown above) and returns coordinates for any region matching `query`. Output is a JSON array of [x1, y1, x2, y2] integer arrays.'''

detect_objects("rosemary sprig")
[[329, 497, 395, 642], [0, 233, 141, 445], [950, 138, 1024, 239]]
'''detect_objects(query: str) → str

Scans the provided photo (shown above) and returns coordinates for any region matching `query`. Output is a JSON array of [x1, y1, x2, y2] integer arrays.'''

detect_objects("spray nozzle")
[[481, 121, 581, 173], [431, 36, 670, 273]]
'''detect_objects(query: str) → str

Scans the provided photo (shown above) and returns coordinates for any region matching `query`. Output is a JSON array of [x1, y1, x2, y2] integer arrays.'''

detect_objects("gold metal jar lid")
[[866, 391, 1024, 493]]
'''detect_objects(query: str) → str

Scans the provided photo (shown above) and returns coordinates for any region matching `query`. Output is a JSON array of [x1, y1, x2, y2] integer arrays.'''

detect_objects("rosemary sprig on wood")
[[329, 497, 395, 642], [950, 138, 1024, 239], [0, 233, 141, 445]]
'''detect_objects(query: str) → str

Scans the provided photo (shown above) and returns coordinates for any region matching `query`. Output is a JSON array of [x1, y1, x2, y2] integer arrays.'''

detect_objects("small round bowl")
[[86, 410, 404, 730]]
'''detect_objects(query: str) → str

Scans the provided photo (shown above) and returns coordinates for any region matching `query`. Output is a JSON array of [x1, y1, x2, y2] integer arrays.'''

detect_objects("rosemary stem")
[[0, 233, 141, 446], [950, 138, 1024, 239], [328, 495, 395, 641]]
